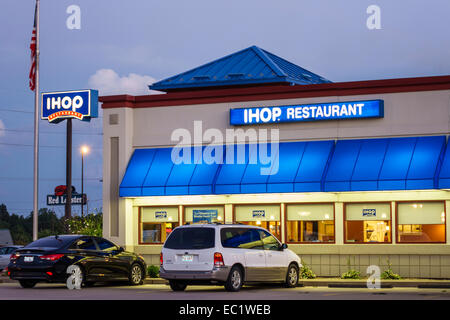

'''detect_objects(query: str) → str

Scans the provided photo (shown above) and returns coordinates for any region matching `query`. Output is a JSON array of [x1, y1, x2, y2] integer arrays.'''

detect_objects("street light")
[[80, 145, 89, 217]]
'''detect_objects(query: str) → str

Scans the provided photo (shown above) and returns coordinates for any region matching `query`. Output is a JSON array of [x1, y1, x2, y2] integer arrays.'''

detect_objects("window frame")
[[232, 203, 282, 241], [138, 205, 181, 245], [183, 204, 226, 225], [343, 201, 393, 245], [284, 202, 336, 244], [395, 200, 447, 244]]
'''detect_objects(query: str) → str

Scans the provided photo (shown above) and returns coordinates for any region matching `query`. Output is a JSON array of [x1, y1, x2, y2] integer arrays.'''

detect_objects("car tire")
[[285, 263, 299, 288], [224, 266, 243, 292], [169, 280, 187, 291], [19, 280, 38, 288], [129, 263, 144, 286]]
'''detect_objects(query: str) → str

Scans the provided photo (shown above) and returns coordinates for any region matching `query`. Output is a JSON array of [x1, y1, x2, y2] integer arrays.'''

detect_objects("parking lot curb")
[[144, 278, 168, 285], [299, 278, 450, 289]]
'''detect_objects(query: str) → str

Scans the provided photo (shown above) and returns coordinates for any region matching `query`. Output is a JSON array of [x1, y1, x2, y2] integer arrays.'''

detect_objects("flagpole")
[[32, 0, 40, 241]]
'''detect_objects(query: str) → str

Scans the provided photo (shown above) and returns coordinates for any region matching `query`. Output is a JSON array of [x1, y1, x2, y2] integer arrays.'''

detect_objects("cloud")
[[88, 69, 159, 96], [0, 119, 5, 137]]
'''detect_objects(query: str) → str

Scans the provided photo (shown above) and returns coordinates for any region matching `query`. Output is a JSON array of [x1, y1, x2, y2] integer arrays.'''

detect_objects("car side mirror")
[[280, 243, 288, 251], [117, 246, 124, 253]]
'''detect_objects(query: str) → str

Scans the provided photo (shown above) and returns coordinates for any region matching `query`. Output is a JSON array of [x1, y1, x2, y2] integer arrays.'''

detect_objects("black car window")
[[69, 238, 97, 251], [0, 248, 6, 255], [221, 228, 264, 250], [95, 238, 117, 252], [26, 236, 66, 249], [257, 230, 280, 251], [6, 247, 17, 254], [164, 227, 215, 249]]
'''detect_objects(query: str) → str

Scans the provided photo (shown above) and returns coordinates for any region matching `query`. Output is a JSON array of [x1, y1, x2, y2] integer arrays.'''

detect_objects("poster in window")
[[193, 209, 218, 224]]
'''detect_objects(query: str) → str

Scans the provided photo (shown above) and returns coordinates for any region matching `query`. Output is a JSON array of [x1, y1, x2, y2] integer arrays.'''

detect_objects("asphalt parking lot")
[[1, 281, 450, 300]]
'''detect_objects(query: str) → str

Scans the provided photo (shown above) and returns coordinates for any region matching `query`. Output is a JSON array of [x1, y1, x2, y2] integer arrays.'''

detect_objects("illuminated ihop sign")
[[41, 89, 98, 123], [230, 99, 384, 125]]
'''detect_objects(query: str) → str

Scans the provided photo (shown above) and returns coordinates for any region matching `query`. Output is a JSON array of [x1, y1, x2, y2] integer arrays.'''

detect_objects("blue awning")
[[324, 136, 446, 191], [438, 139, 450, 188], [120, 136, 448, 197]]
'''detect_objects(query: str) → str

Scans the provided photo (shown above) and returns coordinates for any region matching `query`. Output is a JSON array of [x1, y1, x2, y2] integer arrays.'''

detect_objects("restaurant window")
[[286, 203, 335, 243], [345, 203, 391, 243], [184, 206, 225, 224], [397, 202, 446, 243], [234, 204, 281, 241], [140, 207, 179, 244]]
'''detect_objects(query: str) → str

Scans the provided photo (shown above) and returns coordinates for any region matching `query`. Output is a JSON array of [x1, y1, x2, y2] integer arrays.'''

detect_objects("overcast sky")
[[1, 0, 450, 216]]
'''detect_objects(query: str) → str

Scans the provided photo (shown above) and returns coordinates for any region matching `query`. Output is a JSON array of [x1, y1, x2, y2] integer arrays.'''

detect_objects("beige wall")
[[129, 90, 450, 148], [102, 89, 450, 278]]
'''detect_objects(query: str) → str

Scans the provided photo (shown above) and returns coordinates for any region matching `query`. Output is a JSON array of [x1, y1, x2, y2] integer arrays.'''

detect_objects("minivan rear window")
[[164, 227, 215, 249]]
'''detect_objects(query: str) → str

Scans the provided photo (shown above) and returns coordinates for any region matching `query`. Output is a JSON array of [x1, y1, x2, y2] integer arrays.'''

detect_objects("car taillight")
[[160, 253, 163, 266], [214, 252, 224, 267], [10, 253, 19, 261], [40, 254, 64, 261]]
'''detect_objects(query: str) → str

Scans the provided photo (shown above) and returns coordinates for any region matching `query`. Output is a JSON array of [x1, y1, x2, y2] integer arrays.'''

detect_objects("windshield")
[[164, 227, 215, 250]]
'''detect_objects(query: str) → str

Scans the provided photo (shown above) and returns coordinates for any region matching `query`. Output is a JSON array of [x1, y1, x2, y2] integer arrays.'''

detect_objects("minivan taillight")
[[214, 252, 224, 267], [160, 252, 163, 266], [40, 254, 64, 261]]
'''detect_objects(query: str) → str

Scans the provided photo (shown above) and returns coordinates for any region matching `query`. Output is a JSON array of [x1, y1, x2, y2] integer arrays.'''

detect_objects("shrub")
[[341, 256, 361, 279], [147, 265, 159, 278], [381, 259, 401, 280], [299, 259, 316, 279]]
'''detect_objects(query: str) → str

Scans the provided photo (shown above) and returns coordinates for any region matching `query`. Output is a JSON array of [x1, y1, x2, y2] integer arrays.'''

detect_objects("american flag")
[[29, 3, 37, 91]]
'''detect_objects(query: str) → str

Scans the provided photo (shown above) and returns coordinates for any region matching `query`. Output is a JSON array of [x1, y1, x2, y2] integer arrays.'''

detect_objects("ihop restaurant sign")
[[230, 99, 384, 125], [41, 89, 98, 123]]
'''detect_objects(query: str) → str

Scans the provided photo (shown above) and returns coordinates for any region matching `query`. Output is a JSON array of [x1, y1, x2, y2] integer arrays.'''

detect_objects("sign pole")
[[32, 0, 40, 241], [65, 118, 72, 226]]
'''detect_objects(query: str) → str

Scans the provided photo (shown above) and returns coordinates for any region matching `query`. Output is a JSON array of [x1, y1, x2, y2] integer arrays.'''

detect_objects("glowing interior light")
[[168, 216, 173, 221], [256, 220, 261, 225], [381, 213, 387, 219], [412, 204, 418, 209], [270, 215, 275, 220], [218, 216, 223, 221], [324, 214, 330, 220]]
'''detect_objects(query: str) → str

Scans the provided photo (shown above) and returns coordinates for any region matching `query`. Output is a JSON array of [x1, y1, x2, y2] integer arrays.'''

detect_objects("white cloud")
[[88, 69, 159, 96], [0, 119, 5, 137]]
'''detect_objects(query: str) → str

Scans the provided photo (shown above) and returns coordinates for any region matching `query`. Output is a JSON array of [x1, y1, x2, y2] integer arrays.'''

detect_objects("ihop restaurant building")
[[100, 46, 450, 278]]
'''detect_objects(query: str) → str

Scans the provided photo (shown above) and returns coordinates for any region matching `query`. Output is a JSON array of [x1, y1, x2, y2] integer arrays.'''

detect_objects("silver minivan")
[[159, 224, 302, 292]]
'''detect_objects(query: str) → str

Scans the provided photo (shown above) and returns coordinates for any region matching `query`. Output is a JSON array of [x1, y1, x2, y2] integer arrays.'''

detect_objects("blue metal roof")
[[120, 136, 448, 197], [149, 46, 331, 92]]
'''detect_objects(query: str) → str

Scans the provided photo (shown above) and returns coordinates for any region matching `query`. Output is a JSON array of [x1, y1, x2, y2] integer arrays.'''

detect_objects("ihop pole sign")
[[230, 99, 384, 125], [41, 89, 98, 123]]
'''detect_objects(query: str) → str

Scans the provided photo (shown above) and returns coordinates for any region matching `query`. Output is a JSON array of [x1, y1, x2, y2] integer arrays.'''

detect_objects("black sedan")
[[7, 235, 146, 288]]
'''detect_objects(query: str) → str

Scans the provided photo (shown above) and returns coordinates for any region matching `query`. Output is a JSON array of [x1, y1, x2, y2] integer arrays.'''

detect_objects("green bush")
[[65, 212, 102, 237], [299, 259, 316, 279], [381, 259, 401, 280], [341, 256, 361, 279], [341, 269, 361, 279], [147, 265, 159, 278]]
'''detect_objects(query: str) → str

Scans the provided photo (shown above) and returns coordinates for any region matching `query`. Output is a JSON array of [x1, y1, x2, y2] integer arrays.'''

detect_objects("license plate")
[[182, 255, 193, 262], [24, 256, 34, 263]]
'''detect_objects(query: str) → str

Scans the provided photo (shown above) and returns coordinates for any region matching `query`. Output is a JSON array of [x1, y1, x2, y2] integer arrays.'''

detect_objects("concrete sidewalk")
[[143, 277, 450, 288]]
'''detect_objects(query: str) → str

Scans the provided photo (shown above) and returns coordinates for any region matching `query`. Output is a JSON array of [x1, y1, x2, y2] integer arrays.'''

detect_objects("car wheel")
[[285, 264, 299, 288], [129, 263, 144, 286], [19, 280, 38, 288], [224, 266, 243, 292], [169, 280, 187, 291]]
